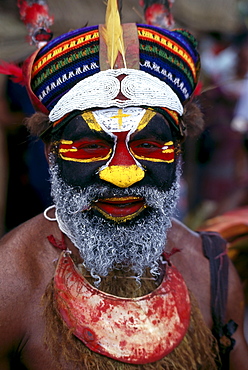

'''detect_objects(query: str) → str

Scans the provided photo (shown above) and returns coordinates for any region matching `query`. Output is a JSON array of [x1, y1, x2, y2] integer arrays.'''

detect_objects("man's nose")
[[98, 132, 145, 188], [99, 164, 145, 188]]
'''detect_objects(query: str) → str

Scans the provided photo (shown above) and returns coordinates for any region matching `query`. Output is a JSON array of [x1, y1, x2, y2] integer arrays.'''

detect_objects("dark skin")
[[0, 111, 247, 369]]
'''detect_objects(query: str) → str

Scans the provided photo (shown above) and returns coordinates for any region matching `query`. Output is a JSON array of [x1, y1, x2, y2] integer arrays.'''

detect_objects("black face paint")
[[54, 109, 177, 193], [129, 113, 177, 190], [56, 114, 114, 187]]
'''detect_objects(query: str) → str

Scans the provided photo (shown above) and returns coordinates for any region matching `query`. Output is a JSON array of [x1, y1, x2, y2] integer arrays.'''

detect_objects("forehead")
[[61, 107, 172, 138], [93, 107, 147, 133]]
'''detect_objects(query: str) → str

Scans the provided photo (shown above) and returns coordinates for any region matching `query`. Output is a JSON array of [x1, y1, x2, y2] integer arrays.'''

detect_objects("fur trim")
[[24, 112, 51, 142]]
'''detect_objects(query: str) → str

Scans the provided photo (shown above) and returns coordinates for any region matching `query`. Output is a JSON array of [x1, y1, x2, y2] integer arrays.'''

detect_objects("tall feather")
[[102, 0, 126, 69]]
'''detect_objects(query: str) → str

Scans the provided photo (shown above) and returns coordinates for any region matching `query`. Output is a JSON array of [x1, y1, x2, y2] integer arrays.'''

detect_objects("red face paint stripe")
[[109, 132, 137, 166], [129, 141, 175, 163], [59, 151, 112, 161], [59, 139, 112, 161]]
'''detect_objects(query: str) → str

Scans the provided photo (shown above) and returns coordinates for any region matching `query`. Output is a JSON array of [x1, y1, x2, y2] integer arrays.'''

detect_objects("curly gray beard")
[[49, 161, 181, 285]]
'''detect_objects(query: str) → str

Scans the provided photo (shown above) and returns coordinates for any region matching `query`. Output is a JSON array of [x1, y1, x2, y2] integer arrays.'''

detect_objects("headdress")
[[0, 0, 200, 135]]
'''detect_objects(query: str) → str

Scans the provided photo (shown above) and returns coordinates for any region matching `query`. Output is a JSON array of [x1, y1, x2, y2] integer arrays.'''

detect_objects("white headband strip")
[[49, 68, 183, 123]]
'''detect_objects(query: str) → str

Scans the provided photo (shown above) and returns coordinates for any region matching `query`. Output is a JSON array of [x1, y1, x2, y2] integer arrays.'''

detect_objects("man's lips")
[[92, 197, 146, 218]]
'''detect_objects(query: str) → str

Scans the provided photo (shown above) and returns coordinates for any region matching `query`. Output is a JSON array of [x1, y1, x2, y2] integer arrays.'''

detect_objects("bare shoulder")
[[167, 218, 213, 326], [168, 218, 205, 266], [168, 218, 201, 246], [0, 213, 60, 280], [0, 214, 61, 366]]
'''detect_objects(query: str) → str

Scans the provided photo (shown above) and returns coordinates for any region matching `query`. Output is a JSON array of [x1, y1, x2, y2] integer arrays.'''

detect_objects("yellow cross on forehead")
[[92, 107, 147, 133], [110, 109, 131, 129]]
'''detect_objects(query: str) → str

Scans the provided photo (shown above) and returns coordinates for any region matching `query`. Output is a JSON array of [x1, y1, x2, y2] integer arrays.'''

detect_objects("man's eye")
[[136, 142, 157, 149], [73, 139, 112, 151], [59, 138, 112, 161], [130, 140, 162, 151], [129, 139, 175, 162], [79, 143, 107, 150]]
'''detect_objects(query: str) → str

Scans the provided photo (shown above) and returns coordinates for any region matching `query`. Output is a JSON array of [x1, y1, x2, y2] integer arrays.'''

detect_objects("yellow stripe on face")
[[59, 139, 77, 153], [130, 151, 175, 163], [136, 109, 157, 132], [162, 141, 174, 155], [59, 153, 111, 163], [81, 111, 102, 131], [60, 139, 73, 144], [163, 140, 173, 146], [58, 139, 112, 163]]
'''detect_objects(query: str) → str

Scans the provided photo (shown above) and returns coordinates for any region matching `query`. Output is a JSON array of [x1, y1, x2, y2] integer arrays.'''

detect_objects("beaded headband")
[[0, 0, 200, 134]]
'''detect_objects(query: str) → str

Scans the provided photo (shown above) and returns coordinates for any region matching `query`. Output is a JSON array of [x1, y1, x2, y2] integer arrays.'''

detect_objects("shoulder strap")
[[199, 231, 237, 369], [199, 231, 229, 332]]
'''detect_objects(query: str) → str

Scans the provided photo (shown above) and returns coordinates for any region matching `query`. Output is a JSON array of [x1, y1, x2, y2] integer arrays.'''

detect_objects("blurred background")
[[0, 1, 248, 321]]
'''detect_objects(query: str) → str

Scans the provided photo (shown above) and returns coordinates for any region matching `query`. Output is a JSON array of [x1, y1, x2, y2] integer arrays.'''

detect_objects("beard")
[[49, 160, 181, 285]]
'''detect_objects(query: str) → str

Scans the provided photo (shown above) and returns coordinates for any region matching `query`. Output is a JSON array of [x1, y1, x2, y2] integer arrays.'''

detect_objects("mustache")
[[50, 162, 181, 216], [83, 185, 158, 201], [58, 183, 172, 215]]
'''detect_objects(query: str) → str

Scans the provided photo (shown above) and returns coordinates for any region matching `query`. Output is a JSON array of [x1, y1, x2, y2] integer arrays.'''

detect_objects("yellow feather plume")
[[102, 0, 126, 69]]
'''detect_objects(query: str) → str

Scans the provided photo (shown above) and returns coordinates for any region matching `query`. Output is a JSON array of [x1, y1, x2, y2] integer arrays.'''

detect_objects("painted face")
[[54, 107, 177, 222]]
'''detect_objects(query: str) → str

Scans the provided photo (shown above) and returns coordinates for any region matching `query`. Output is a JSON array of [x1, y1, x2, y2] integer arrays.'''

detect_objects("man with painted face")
[[0, 1, 248, 369]]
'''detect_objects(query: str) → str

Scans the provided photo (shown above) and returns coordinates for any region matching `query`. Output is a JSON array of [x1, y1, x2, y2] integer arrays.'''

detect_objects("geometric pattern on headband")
[[49, 68, 183, 122]]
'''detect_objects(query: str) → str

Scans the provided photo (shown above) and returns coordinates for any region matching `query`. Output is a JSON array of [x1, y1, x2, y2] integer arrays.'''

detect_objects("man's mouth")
[[92, 196, 147, 222]]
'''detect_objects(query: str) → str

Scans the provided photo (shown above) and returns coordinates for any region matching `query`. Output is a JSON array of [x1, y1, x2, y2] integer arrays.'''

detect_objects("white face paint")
[[92, 107, 146, 133], [91, 107, 147, 187]]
